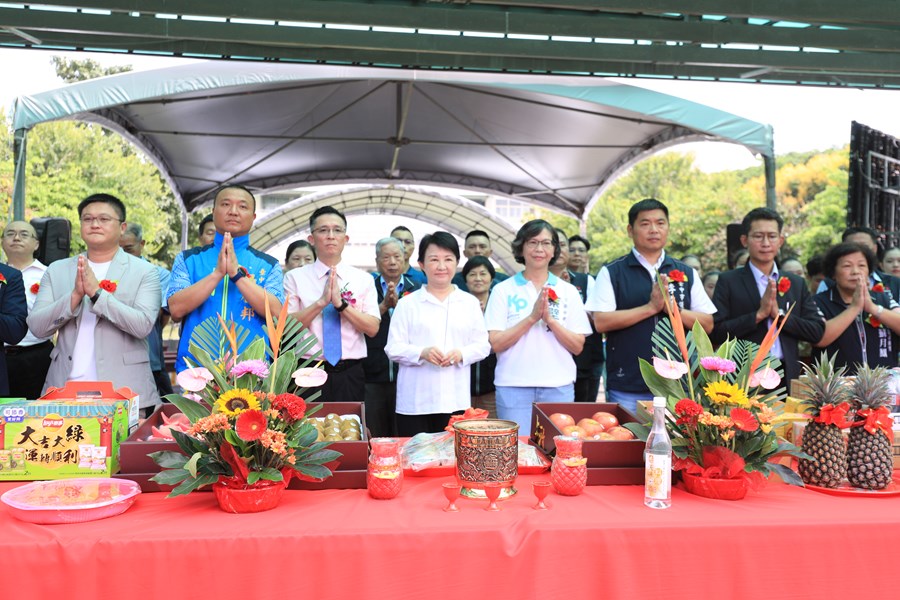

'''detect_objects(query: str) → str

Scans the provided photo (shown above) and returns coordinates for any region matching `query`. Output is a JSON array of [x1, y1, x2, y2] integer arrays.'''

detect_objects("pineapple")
[[847, 365, 894, 490], [798, 354, 850, 488]]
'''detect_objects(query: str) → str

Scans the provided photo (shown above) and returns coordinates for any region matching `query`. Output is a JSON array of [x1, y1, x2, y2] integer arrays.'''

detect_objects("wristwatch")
[[90, 289, 102, 303], [230, 266, 249, 284], [335, 299, 349, 313]]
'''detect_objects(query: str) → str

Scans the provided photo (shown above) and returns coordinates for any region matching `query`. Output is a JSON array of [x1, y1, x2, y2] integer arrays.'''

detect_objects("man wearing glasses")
[[2, 221, 50, 399], [168, 185, 284, 373], [712, 207, 824, 388], [28, 194, 161, 412], [285, 206, 379, 403]]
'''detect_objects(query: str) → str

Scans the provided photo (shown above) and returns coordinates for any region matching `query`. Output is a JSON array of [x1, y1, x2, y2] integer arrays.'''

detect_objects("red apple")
[[549, 413, 575, 430], [606, 426, 635, 440], [592, 411, 619, 430], [577, 418, 605, 437], [561, 425, 587, 439], [593, 432, 615, 440]]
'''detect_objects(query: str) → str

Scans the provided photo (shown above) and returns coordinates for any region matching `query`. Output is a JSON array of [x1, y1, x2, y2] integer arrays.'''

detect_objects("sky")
[[2, 47, 899, 173]]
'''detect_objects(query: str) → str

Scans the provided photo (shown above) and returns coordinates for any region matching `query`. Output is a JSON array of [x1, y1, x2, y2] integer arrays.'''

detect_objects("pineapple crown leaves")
[[800, 352, 851, 415], [851, 364, 894, 411]]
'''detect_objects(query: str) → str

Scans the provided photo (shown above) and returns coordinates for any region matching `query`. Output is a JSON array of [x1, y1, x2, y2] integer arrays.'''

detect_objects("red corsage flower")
[[546, 288, 559, 304], [340, 285, 357, 306], [872, 282, 885, 293], [866, 314, 882, 329], [0, 273, 6, 285], [29, 282, 40, 295], [668, 269, 687, 283], [99, 279, 118, 293], [777, 276, 790, 296]]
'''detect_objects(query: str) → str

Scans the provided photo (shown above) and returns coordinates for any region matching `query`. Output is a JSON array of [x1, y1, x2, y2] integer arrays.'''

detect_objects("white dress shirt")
[[386, 286, 490, 415], [284, 259, 380, 360], [6, 259, 49, 347]]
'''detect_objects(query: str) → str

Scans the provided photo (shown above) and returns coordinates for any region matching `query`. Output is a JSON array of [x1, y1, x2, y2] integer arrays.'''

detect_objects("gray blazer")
[[28, 248, 161, 409]]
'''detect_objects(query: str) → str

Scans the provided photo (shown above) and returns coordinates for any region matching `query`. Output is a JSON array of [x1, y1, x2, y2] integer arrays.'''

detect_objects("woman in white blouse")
[[386, 231, 491, 436]]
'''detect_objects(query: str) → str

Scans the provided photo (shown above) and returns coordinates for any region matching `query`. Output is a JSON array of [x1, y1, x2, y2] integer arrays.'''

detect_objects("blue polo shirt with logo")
[[167, 233, 284, 372]]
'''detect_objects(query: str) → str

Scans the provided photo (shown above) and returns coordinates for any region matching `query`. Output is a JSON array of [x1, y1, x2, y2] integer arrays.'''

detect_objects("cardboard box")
[[40, 381, 140, 434], [531, 402, 644, 485], [0, 399, 129, 480]]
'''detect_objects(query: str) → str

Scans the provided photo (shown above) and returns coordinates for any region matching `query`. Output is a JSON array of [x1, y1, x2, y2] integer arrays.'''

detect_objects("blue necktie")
[[322, 275, 342, 366]]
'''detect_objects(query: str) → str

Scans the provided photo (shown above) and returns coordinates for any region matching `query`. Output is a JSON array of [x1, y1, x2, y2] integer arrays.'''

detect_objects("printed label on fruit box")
[[644, 454, 671, 500]]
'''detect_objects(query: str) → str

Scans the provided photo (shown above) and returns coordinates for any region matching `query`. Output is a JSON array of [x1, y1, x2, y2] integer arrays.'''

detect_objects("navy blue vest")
[[605, 253, 695, 393]]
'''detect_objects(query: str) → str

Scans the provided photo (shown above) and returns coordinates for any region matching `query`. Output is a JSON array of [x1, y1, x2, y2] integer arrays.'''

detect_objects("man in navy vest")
[[586, 199, 715, 414]]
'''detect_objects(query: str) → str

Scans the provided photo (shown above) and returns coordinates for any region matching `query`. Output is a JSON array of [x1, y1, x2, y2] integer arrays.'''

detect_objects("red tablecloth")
[[1, 476, 897, 600]]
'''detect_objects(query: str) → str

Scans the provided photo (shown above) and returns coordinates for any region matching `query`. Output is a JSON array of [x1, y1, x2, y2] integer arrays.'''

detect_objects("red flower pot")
[[213, 480, 287, 513], [682, 472, 749, 500]]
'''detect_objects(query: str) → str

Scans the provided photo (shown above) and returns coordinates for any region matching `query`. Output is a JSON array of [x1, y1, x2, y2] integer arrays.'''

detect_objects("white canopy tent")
[[11, 61, 775, 250]]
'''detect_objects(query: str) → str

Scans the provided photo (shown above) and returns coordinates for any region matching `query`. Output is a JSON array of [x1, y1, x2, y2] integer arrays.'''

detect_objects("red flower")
[[99, 279, 117, 293], [235, 409, 267, 441], [872, 282, 885, 293], [777, 276, 790, 296], [668, 269, 687, 283], [0, 273, 6, 285], [675, 398, 702, 417], [866, 314, 882, 329], [272, 393, 306, 422], [730, 408, 759, 432], [29, 283, 40, 295], [546, 288, 559, 304]]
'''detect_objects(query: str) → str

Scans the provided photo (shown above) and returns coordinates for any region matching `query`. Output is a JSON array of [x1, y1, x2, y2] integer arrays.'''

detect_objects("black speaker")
[[725, 223, 744, 269], [30, 217, 71, 265]]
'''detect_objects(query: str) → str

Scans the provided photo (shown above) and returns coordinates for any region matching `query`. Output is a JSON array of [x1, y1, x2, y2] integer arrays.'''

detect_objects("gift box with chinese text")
[[39, 381, 140, 434], [0, 398, 129, 480]]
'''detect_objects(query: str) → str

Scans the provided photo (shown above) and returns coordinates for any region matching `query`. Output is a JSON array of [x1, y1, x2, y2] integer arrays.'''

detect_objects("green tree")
[[11, 57, 183, 266]]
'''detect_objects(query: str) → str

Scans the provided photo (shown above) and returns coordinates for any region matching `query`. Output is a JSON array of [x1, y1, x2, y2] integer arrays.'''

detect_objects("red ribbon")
[[816, 402, 853, 428], [674, 447, 767, 490], [445, 408, 490, 432], [854, 407, 894, 441]]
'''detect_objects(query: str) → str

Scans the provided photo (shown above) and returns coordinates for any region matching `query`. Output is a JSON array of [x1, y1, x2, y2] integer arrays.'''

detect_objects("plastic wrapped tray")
[[1, 478, 141, 524]]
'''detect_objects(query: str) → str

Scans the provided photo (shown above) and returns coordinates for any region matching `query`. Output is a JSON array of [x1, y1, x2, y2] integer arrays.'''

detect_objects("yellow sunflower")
[[214, 388, 261, 416], [703, 381, 750, 407]]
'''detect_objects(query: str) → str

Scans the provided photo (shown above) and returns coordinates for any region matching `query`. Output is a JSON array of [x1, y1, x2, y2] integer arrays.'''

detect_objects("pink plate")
[[804, 471, 900, 498], [2, 478, 141, 524]]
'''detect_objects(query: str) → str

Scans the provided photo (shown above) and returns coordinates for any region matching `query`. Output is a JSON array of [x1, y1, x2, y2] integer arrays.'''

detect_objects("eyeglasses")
[[748, 233, 781, 243], [2, 231, 33, 239], [525, 240, 555, 250], [312, 227, 346, 237], [81, 215, 122, 226]]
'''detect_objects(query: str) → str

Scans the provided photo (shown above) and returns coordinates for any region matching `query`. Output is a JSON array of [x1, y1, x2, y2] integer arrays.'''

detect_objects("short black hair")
[[806, 254, 825, 277], [198, 214, 214, 237], [823, 242, 876, 279], [309, 206, 348, 231], [78, 193, 126, 222], [741, 207, 784, 234], [702, 270, 721, 285], [213, 184, 256, 211], [417, 231, 460, 263], [285, 239, 316, 263], [511, 219, 560, 266], [466, 230, 490, 241], [628, 198, 668, 227], [842, 226, 879, 245], [555, 228, 569, 243], [568, 234, 590, 251], [391, 225, 412, 236], [462, 255, 496, 281]]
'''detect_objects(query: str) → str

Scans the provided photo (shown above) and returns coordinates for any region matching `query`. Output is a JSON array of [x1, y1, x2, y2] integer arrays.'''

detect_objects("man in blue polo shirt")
[[585, 199, 715, 414], [167, 185, 284, 372]]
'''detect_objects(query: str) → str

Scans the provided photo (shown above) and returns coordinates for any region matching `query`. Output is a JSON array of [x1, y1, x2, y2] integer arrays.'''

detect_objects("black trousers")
[[364, 382, 397, 438], [318, 360, 365, 404], [153, 369, 174, 398], [5, 340, 53, 400]]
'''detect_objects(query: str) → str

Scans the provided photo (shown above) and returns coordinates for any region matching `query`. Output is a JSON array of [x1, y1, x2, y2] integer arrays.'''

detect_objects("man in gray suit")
[[28, 193, 161, 414]]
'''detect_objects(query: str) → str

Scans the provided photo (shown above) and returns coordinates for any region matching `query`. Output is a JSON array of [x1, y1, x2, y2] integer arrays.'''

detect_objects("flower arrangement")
[[634, 275, 807, 487], [150, 300, 341, 496]]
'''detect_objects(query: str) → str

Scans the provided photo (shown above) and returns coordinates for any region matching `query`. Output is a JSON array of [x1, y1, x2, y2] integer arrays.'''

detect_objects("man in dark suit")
[[363, 237, 421, 437], [712, 208, 825, 387], [0, 262, 28, 396]]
